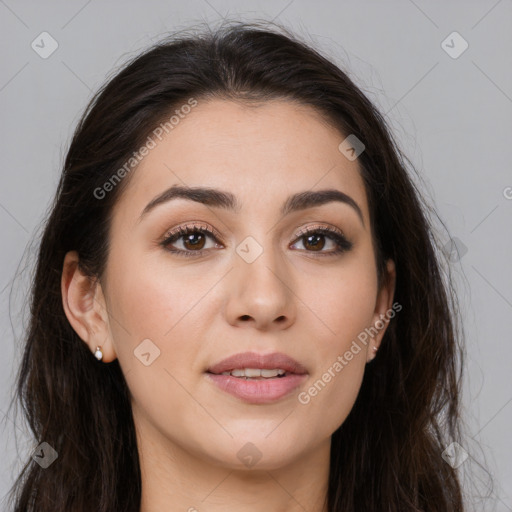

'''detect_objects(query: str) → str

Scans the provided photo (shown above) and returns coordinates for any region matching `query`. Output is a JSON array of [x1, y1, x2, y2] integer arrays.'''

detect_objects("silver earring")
[[94, 346, 103, 361], [373, 346, 378, 352]]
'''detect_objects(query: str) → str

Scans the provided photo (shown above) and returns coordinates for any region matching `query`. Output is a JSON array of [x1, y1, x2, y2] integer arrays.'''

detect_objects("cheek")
[[296, 272, 374, 431], [292, 251, 376, 426], [105, 252, 212, 427], [297, 251, 378, 349], [109, 248, 205, 326], [106, 250, 224, 381]]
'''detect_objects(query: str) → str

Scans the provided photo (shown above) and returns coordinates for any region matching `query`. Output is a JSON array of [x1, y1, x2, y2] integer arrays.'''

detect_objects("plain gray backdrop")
[[1, 0, 511, 510]]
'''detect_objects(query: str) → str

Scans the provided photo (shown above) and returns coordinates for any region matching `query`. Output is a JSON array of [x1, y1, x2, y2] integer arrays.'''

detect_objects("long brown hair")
[[5, 19, 472, 511]]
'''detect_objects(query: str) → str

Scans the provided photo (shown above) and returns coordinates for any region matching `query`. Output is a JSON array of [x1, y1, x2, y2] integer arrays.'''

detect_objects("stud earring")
[[373, 346, 378, 352], [94, 346, 103, 361]]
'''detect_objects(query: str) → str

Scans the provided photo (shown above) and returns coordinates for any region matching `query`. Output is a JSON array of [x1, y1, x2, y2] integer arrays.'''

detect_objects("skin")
[[61, 99, 396, 512]]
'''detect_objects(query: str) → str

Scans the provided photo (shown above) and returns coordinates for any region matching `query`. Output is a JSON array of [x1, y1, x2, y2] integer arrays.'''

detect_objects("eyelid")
[[163, 221, 348, 244], [163, 221, 224, 242], [292, 222, 347, 240], [160, 221, 353, 258]]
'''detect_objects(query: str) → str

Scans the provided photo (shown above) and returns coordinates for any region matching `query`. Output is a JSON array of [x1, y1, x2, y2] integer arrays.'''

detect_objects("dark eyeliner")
[[291, 226, 353, 256], [160, 224, 353, 257]]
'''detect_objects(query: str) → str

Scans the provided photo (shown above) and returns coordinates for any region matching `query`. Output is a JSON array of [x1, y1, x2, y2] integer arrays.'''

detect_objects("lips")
[[206, 351, 308, 376]]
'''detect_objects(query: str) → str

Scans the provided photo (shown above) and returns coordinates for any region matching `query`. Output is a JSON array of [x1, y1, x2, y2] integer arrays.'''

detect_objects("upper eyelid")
[[163, 222, 347, 241], [294, 223, 347, 239], [164, 222, 223, 240]]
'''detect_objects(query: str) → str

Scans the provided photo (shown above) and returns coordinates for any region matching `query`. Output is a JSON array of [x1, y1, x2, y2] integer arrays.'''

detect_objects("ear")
[[367, 259, 396, 361], [61, 250, 117, 362]]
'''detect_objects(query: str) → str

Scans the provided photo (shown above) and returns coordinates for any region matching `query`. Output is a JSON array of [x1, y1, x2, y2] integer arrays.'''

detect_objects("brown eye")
[[161, 224, 223, 257], [181, 232, 207, 250], [302, 233, 326, 251], [291, 227, 353, 256]]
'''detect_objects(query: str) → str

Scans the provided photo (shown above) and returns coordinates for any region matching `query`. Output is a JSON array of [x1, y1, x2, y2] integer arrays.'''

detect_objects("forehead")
[[114, 99, 369, 225]]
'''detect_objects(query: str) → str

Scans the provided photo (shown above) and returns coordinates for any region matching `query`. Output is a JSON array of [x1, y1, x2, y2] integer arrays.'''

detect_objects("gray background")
[[1, 0, 511, 510]]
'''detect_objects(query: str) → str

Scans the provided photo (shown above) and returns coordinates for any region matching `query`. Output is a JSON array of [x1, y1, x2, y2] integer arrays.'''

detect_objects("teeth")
[[260, 368, 286, 378], [220, 368, 286, 378]]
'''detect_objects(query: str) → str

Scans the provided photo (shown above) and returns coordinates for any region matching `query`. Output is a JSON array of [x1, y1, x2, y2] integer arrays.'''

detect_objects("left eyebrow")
[[138, 184, 365, 227]]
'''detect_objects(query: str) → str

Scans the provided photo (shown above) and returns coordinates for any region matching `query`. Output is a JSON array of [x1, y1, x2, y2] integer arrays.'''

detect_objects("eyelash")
[[160, 222, 353, 258]]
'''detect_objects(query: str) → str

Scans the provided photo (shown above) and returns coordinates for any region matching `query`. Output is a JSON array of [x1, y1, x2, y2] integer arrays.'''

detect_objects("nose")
[[224, 241, 297, 331]]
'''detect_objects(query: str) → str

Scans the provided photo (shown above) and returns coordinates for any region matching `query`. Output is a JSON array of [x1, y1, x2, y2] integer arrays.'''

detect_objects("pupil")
[[305, 234, 324, 251], [184, 233, 204, 250]]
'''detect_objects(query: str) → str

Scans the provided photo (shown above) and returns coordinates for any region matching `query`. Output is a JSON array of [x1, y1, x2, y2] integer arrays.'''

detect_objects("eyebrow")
[[139, 184, 365, 227]]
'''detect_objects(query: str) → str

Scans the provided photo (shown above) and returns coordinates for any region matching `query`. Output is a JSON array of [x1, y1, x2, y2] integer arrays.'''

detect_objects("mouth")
[[206, 368, 291, 379], [205, 351, 308, 404], [206, 350, 308, 376]]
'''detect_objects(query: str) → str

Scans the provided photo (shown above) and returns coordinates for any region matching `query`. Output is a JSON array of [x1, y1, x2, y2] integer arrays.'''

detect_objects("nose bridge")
[[226, 231, 295, 328], [235, 231, 287, 287]]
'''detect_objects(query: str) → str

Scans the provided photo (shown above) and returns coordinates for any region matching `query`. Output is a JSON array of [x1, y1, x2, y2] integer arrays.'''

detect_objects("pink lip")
[[205, 351, 308, 404], [205, 372, 307, 404], [206, 351, 308, 375]]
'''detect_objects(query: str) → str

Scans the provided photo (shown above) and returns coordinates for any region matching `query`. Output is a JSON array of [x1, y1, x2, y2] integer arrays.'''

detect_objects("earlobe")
[[61, 250, 116, 362]]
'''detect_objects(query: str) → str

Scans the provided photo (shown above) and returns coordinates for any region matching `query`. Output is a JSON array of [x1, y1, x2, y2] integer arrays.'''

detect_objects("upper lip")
[[206, 351, 308, 375]]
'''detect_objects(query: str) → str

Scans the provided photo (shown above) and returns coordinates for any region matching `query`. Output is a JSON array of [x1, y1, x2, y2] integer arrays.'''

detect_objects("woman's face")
[[68, 99, 395, 471]]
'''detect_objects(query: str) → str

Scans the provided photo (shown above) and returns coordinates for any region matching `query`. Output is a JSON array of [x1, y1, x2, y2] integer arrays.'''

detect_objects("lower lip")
[[205, 372, 308, 404]]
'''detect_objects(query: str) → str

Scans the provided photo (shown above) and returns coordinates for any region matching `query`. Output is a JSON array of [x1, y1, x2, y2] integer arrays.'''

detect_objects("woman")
[[6, 20, 467, 511]]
